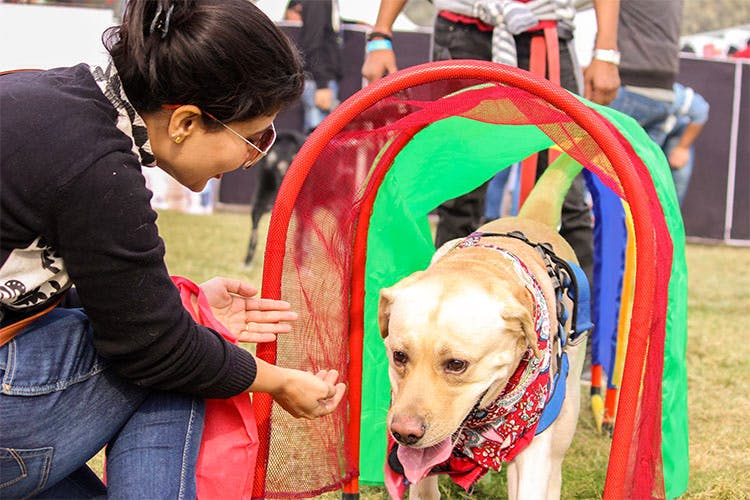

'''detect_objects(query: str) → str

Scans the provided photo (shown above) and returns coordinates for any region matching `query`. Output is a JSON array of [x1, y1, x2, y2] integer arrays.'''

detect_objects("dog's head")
[[378, 260, 539, 451]]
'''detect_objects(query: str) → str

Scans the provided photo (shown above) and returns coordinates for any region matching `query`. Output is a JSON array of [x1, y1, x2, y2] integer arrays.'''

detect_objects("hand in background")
[[199, 277, 297, 343], [668, 145, 690, 169], [361, 47, 398, 84], [314, 87, 334, 111], [583, 59, 621, 105]]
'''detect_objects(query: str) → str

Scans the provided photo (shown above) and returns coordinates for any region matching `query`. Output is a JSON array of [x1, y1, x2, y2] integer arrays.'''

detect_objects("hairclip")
[[149, 3, 175, 39]]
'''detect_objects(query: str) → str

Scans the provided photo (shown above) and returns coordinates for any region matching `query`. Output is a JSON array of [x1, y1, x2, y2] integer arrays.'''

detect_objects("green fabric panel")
[[359, 117, 552, 485], [589, 102, 689, 499], [358, 103, 689, 497]]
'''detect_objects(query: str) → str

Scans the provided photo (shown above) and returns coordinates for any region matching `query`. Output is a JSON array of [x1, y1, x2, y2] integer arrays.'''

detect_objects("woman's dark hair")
[[104, 0, 304, 124]]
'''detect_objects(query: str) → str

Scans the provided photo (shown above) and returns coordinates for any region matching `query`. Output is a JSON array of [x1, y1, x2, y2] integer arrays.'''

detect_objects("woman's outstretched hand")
[[199, 277, 298, 343]]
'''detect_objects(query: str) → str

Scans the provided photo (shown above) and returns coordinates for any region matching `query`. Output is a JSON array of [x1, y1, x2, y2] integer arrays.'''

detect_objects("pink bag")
[[172, 276, 258, 499]]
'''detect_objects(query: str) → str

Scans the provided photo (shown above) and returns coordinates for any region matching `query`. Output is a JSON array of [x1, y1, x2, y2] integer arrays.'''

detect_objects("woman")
[[0, 1, 345, 497]]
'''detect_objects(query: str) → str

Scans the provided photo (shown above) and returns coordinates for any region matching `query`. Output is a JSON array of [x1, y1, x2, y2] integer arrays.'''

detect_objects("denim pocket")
[[0, 446, 53, 497], [1, 309, 107, 396]]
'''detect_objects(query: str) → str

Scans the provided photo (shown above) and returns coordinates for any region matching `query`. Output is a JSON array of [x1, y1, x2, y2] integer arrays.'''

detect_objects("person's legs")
[[105, 391, 204, 499], [432, 16, 494, 246], [484, 167, 512, 221], [35, 466, 108, 499], [0, 308, 203, 499], [302, 79, 339, 135], [608, 87, 671, 144], [663, 130, 693, 206], [515, 33, 595, 285]]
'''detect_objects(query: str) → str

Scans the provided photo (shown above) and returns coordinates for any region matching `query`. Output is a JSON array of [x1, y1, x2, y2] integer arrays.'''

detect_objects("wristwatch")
[[592, 49, 621, 66]]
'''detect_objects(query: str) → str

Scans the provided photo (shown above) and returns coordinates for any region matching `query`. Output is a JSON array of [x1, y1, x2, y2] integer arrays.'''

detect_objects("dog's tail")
[[517, 152, 584, 229]]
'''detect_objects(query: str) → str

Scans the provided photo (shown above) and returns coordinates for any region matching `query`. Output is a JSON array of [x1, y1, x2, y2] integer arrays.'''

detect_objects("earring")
[[173, 135, 183, 144]]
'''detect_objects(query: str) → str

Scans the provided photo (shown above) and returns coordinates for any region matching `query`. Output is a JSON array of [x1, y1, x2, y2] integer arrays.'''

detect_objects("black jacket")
[[300, 0, 343, 88], [0, 65, 256, 399]]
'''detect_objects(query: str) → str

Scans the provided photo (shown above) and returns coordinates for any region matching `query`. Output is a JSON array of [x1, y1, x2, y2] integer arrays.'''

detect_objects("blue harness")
[[473, 231, 593, 434]]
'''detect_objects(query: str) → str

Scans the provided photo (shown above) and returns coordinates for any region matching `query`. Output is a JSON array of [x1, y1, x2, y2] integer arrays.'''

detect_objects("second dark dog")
[[244, 129, 306, 266]]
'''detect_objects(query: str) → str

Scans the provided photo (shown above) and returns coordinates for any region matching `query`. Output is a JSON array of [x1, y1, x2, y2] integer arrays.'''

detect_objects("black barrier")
[[678, 56, 749, 244]]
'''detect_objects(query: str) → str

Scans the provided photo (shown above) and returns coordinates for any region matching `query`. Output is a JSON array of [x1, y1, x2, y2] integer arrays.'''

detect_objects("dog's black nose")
[[392, 431, 422, 446], [390, 415, 426, 445]]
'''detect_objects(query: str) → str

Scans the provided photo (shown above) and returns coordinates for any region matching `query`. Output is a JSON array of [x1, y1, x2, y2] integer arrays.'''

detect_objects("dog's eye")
[[393, 351, 408, 366], [444, 359, 468, 374]]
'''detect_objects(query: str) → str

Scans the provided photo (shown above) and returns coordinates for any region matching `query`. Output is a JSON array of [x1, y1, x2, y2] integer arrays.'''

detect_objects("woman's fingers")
[[245, 308, 297, 324]]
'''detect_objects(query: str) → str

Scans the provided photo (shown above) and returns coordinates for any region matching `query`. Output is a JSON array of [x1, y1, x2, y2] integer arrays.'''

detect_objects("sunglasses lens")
[[241, 124, 276, 169], [256, 126, 276, 152]]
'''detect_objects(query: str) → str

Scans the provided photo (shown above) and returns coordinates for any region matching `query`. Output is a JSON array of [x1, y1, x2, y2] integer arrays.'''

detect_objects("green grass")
[[94, 210, 750, 499]]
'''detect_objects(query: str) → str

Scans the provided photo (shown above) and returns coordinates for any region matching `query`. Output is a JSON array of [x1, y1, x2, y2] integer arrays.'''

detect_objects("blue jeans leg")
[[302, 79, 339, 134], [608, 87, 671, 144], [484, 167, 512, 220], [0, 308, 204, 499]]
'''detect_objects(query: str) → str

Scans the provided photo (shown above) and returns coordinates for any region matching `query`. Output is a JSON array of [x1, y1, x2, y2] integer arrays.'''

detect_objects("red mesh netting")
[[253, 61, 670, 499]]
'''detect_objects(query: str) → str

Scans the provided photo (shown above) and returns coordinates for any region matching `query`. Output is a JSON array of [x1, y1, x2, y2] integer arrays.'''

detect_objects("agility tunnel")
[[251, 60, 688, 499]]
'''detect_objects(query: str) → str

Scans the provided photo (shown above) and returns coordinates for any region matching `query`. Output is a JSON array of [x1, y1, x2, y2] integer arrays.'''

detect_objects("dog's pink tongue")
[[397, 437, 453, 484]]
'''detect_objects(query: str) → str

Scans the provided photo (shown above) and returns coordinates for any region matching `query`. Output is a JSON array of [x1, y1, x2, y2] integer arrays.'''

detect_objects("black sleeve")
[[50, 153, 256, 399], [301, 0, 336, 88]]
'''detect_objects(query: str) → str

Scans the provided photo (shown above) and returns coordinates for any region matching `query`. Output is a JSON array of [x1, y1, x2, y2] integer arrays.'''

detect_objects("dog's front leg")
[[506, 430, 554, 500], [409, 475, 440, 500]]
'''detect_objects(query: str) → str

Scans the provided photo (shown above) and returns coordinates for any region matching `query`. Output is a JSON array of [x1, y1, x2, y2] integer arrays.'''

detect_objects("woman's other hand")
[[252, 360, 347, 419]]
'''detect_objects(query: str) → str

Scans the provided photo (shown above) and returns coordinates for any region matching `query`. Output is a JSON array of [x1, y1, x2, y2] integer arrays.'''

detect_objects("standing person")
[[361, 0, 621, 286], [656, 82, 709, 206], [608, 0, 686, 186], [300, 0, 343, 134], [0, 1, 345, 498]]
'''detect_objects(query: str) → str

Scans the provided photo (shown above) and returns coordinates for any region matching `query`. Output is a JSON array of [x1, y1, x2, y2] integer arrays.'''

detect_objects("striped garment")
[[434, 0, 575, 66]]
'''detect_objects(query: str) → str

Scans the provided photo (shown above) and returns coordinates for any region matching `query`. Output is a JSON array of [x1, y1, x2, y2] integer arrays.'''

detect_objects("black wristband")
[[367, 31, 392, 42]]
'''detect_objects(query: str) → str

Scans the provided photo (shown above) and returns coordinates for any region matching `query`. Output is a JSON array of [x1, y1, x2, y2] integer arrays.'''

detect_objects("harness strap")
[[482, 230, 593, 341], [465, 230, 594, 434], [0, 296, 64, 348], [536, 351, 569, 434]]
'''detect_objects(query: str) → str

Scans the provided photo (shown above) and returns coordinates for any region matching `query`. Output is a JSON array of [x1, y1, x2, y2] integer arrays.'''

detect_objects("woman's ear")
[[167, 105, 204, 142]]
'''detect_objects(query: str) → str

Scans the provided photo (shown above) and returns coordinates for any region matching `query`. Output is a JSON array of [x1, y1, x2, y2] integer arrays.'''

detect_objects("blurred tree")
[[682, 0, 750, 34]]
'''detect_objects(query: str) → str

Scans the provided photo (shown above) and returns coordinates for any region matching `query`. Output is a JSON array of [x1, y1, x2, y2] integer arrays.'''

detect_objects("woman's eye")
[[393, 351, 408, 366], [445, 359, 468, 374]]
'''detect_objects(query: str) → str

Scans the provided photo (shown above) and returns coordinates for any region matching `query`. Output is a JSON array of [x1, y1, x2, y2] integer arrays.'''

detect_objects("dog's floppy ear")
[[502, 304, 541, 359], [378, 287, 395, 339], [378, 271, 426, 338]]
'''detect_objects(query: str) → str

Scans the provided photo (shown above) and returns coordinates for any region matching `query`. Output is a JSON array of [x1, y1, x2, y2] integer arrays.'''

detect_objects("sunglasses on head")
[[162, 105, 276, 169]]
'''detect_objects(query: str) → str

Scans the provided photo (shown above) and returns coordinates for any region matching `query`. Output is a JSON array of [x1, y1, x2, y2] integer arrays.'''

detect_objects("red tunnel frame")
[[255, 60, 669, 499]]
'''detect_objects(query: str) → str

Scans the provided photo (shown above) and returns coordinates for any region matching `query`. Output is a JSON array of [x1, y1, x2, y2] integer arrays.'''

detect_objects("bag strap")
[[0, 295, 65, 348]]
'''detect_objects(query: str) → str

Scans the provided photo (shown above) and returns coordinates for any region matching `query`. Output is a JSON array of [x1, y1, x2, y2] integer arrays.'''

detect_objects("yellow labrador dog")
[[379, 156, 588, 500]]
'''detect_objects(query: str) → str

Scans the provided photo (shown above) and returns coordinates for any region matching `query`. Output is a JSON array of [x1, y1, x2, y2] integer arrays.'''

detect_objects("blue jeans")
[[0, 308, 204, 499], [609, 87, 691, 204], [302, 79, 339, 134], [484, 166, 513, 220], [608, 87, 671, 145], [665, 132, 694, 206]]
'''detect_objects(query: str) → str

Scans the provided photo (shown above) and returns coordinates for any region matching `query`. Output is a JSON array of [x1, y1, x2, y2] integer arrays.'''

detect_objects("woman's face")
[[146, 106, 277, 192]]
